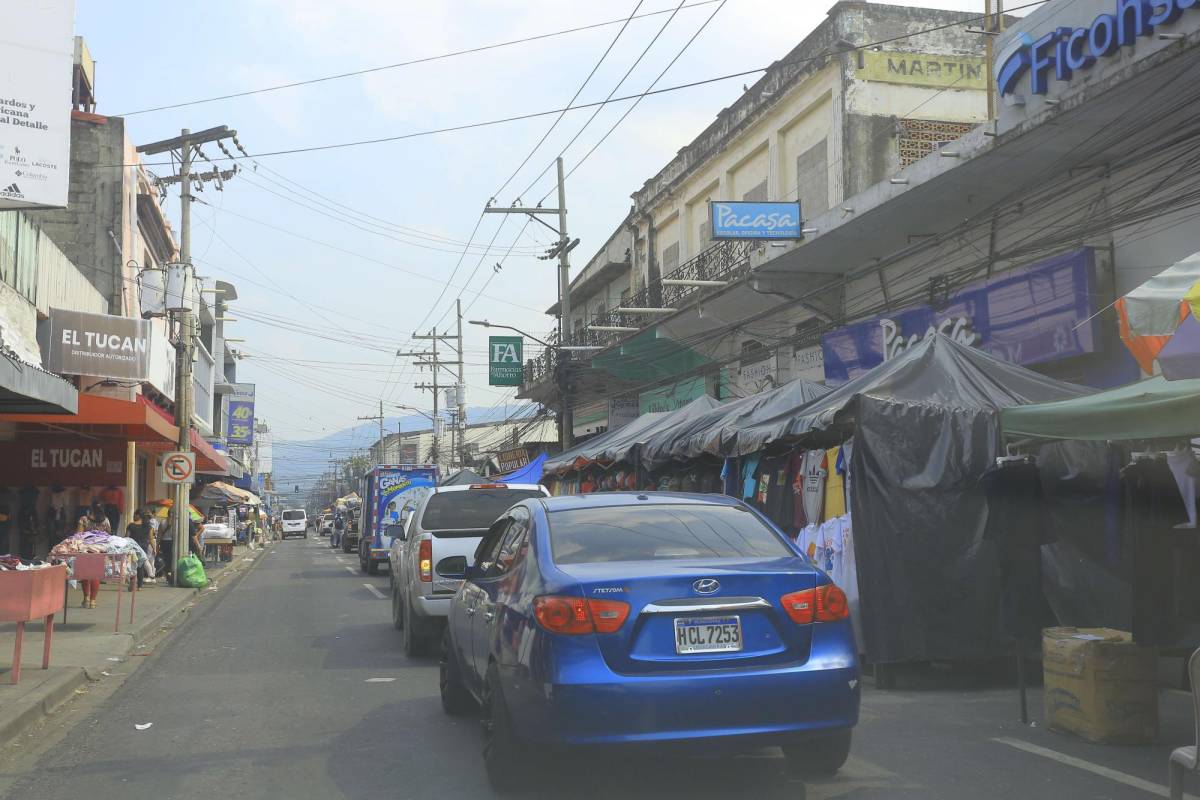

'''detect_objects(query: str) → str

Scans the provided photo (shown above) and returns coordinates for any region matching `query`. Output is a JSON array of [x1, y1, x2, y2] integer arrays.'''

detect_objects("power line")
[[111, 0, 1051, 169], [116, 2, 726, 116]]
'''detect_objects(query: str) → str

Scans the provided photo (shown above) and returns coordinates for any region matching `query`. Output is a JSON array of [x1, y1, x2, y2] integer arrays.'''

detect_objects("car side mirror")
[[386, 524, 406, 541]]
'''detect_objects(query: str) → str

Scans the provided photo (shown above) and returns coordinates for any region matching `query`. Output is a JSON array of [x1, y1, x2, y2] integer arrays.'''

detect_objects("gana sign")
[[997, 0, 1198, 96], [822, 248, 1099, 383], [710, 201, 803, 240], [46, 308, 152, 381]]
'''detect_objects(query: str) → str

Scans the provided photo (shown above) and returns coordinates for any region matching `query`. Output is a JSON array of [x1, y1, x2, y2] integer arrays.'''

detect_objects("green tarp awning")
[[1001, 375, 1200, 441]]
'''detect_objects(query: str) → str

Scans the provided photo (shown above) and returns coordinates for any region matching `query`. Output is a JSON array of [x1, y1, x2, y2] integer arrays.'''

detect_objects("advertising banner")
[[855, 50, 986, 90], [488, 336, 523, 386], [710, 201, 803, 240], [639, 376, 708, 414], [375, 467, 438, 535], [0, 436, 125, 485], [46, 308, 152, 380], [822, 248, 1099, 382], [0, 1, 75, 209], [227, 400, 255, 445], [497, 447, 529, 473]]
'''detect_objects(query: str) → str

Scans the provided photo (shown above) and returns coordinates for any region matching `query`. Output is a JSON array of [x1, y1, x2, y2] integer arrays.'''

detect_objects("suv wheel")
[[482, 663, 533, 791], [402, 597, 427, 657], [783, 730, 852, 777], [392, 586, 404, 631], [440, 629, 475, 716]]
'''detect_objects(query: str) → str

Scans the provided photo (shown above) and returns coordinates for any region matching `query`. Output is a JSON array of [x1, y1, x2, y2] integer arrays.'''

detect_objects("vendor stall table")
[[0, 564, 67, 684], [62, 553, 137, 633]]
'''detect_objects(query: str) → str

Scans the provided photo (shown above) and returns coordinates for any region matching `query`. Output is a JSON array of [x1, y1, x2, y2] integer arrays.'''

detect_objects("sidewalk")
[[0, 543, 266, 746]]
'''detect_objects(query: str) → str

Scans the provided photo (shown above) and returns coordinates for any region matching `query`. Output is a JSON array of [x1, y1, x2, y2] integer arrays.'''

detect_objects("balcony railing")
[[522, 239, 754, 391]]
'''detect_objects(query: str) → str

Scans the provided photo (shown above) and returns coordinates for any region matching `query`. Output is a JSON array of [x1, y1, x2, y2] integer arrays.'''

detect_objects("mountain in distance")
[[271, 406, 534, 491]]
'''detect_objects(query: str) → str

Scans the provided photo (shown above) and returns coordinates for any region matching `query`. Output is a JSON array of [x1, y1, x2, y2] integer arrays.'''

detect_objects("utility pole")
[[456, 298, 467, 468], [404, 323, 460, 472], [483, 156, 578, 449], [137, 125, 237, 585], [358, 400, 385, 463]]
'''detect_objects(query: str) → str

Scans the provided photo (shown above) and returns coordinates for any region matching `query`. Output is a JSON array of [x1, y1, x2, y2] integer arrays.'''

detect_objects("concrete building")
[[521, 1, 995, 436], [368, 414, 558, 476]]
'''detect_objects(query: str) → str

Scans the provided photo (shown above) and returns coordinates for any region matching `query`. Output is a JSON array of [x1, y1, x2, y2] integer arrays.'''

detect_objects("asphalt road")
[[0, 537, 808, 800], [4, 536, 1194, 800]]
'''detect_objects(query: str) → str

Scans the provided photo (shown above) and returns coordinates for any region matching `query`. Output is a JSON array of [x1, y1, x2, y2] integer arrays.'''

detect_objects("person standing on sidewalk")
[[160, 512, 176, 584], [76, 503, 110, 609], [125, 509, 151, 588]]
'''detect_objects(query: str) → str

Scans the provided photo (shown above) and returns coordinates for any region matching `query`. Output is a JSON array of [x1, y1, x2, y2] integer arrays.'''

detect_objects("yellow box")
[[1042, 627, 1158, 744]]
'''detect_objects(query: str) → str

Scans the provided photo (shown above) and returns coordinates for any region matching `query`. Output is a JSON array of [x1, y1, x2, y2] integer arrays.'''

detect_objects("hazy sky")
[[75, 0, 989, 446]]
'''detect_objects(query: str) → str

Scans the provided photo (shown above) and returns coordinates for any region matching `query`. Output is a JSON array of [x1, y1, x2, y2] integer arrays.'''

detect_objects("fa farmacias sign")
[[997, 0, 1198, 97], [488, 336, 523, 386]]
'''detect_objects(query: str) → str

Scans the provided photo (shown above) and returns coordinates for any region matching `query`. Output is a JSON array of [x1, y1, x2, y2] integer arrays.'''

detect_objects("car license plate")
[[674, 616, 743, 654]]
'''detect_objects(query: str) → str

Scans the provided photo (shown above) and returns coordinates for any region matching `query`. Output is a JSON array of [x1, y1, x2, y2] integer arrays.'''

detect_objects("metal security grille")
[[898, 119, 974, 167]]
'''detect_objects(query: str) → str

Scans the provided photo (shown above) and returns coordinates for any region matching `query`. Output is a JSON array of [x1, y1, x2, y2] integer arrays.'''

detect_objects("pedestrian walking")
[[125, 509, 151, 588], [76, 502, 110, 608]]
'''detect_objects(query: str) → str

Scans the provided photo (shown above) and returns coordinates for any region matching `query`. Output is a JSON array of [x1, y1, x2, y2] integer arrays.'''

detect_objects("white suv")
[[281, 508, 307, 539], [391, 482, 547, 656]]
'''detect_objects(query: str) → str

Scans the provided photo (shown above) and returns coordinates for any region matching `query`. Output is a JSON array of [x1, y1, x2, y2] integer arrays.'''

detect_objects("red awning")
[[140, 429, 229, 473], [0, 393, 179, 443]]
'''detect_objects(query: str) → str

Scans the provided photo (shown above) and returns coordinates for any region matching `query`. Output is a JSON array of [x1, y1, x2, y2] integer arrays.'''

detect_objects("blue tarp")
[[498, 452, 547, 484]]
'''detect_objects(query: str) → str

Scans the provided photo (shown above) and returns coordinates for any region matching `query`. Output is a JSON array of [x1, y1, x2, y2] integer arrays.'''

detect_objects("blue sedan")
[[440, 492, 860, 790]]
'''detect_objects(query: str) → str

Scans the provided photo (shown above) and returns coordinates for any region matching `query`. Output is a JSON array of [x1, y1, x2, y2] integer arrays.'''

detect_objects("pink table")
[[0, 564, 67, 684], [68, 553, 137, 633]]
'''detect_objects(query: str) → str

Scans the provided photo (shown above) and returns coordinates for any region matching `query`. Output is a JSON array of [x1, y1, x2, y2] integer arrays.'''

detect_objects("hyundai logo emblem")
[[692, 578, 720, 595]]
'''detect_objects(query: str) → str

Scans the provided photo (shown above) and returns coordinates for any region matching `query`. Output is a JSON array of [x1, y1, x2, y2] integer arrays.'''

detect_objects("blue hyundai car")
[[440, 492, 860, 790]]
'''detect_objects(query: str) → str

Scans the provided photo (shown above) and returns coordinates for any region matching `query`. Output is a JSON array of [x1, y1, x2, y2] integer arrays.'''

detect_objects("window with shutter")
[[661, 242, 680, 274], [796, 139, 828, 218], [742, 180, 768, 202]]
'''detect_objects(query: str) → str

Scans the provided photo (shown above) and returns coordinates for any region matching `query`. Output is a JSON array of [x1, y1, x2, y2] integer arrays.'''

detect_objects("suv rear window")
[[420, 489, 543, 537], [282, 510, 305, 521], [548, 504, 792, 565]]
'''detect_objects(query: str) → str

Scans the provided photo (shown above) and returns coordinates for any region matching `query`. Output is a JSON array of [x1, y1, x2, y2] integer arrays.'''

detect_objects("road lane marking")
[[364, 677, 395, 683], [992, 737, 1191, 798], [344, 566, 357, 574], [362, 584, 386, 599]]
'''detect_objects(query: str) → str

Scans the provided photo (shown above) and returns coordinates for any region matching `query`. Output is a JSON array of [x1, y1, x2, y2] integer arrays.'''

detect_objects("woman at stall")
[[76, 503, 110, 609]]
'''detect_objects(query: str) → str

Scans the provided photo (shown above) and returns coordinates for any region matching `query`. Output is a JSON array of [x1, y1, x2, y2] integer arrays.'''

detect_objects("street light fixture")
[[468, 319, 603, 352], [393, 403, 436, 422]]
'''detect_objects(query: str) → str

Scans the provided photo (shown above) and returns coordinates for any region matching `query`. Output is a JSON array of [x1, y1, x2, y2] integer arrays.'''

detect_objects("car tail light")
[[534, 596, 630, 635], [418, 539, 432, 582], [781, 584, 850, 624]]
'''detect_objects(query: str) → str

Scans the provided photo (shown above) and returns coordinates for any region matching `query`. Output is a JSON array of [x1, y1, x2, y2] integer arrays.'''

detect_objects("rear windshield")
[[282, 510, 305, 521], [548, 504, 792, 565], [420, 489, 543, 536]]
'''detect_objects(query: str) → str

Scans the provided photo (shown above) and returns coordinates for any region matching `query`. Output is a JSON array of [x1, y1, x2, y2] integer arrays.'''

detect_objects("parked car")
[[392, 482, 548, 657], [319, 515, 333, 537], [439, 492, 860, 791], [280, 508, 307, 539], [341, 509, 360, 553]]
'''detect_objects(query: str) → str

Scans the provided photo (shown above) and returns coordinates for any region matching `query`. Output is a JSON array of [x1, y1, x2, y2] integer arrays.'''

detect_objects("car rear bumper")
[[508, 623, 860, 747], [369, 549, 389, 562], [412, 593, 452, 619]]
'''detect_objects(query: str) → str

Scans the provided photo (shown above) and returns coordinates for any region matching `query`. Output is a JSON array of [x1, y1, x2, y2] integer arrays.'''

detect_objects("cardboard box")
[[1042, 627, 1158, 744]]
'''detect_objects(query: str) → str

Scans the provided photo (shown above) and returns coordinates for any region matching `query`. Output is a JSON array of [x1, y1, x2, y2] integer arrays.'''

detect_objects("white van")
[[281, 509, 307, 539]]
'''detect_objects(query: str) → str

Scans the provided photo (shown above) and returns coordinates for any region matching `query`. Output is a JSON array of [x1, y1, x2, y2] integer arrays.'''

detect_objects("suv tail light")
[[418, 539, 432, 582], [534, 596, 630, 635], [781, 584, 850, 624]]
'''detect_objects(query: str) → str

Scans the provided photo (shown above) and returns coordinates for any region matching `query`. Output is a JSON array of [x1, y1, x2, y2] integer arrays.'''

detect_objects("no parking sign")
[[161, 451, 196, 484]]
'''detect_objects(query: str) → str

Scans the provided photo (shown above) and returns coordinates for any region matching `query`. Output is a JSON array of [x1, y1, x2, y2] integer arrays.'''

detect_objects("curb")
[[0, 547, 266, 746]]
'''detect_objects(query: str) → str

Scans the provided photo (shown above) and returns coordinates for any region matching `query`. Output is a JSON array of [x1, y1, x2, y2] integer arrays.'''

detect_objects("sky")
[[74, 0, 991, 450]]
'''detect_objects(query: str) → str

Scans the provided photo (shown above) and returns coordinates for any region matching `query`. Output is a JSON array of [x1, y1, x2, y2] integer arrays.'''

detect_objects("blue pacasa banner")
[[710, 201, 803, 240], [227, 400, 255, 445]]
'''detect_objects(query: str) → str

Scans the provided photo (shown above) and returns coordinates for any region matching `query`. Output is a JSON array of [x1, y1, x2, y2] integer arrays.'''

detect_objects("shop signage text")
[[46, 308, 152, 381], [498, 447, 530, 473], [856, 50, 987, 90], [639, 375, 708, 414], [710, 201, 803, 240], [881, 316, 979, 361], [997, 0, 1197, 96], [488, 336, 523, 386], [0, 437, 125, 485], [227, 400, 255, 445], [822, 248, 1098, 382]]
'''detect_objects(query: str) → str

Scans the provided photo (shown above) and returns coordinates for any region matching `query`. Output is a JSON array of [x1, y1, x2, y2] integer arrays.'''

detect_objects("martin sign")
[[997, 0, 1198, 97], [488, 336, 523, 386], [47, 309, 152, 381]]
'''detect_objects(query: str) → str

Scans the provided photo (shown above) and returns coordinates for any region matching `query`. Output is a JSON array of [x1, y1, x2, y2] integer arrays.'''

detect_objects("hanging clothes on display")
[[789, 451, 808, 532], [720, 458, 739, 497], [755, 454, 792, 531], [1165, 444, 1199, 528], [800, 450, 827, 525], [823, 446, 846, 521], [741, 454, 761, 501], [982, 457, 1053, 642]]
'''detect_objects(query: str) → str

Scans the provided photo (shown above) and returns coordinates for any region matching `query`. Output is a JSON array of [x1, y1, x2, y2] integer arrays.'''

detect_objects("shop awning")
[[2, 393, 177, 441], [1001, 375, 1200, 442], [0, 357, 77, 415], [141, 429, 229, 473]]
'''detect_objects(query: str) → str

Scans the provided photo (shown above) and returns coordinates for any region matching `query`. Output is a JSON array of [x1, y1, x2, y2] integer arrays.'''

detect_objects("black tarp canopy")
[[639, 378, 831, 469], [440, 468, 488, 486], [738, 335, 1097, 664], [544, 395, 722, 475]]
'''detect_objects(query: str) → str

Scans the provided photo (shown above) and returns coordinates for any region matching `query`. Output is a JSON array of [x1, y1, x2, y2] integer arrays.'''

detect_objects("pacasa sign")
[[997, 0, 1198, 96]]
